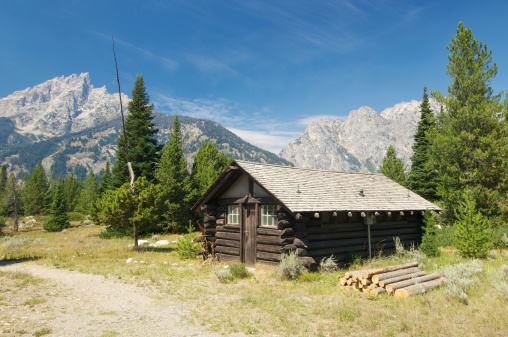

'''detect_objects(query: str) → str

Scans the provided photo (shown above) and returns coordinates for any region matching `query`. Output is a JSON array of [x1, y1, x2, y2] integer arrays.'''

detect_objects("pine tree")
[[454, 189, 492, 258], [43, 179, 70, 232], [77, 169, 98, 214], [4, 173, 22, 232], [22, 161, 50, 215], [99, 160, 113, 195], [408, 86, 437, 200], [379, 145, 407, 186], [111, 74, 162, 188], [0, 164, 7, 195], [156, 115, 196, 233], [191, 142, 231, 196], [63, 172, 81, 212], [429, 22, 508, 220]]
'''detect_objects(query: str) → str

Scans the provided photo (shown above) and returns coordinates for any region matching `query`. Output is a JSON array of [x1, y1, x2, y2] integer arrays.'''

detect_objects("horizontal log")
[[386, 273, 441, 294], [370, 287, 387, 295], [345, 270, 365, 279], [277, 212, 292, 220], [379, 271, 427, 288], [298, 257, 317, 268], [296, 248, 307, 256], [257, 244, 284, 254], [257, 227, 294, 236], [193, 235, 205, 243], [215, 239, 240, 248], [216, 219, 226, 226], [372, 267, 421, 284], [295, 231, 308, 238], [306, 223, 365, 234], [216, 212, 225, 219], [294, 238, 310, 248], [370, 227, 420, 237], [309, 248, 397, 264], [203, 222, 216, 228], [256, 251, 281, 262], [283, 244, 297, 251], [362, 261, 419, 279], [216, 231, 241, 241], [203, 215, 216, 222], [257, 235, 293, 245], [277, 220, 293, 229], [294, 222, 306, 231], [361, 279, 372, 286], [306, 242, 397, 258], [215, 225, 240, 233], [306, 234, 420, 250], [215, 246, 240, 256], [217, 253, 240, 262], [394, 278, 445, 299], [223, 223, 241, 230], [204, 228, 217, 235]]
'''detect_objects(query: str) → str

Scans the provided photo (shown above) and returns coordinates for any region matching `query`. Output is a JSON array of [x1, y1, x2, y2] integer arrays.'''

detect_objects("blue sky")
[[1, 1, 507, 153]]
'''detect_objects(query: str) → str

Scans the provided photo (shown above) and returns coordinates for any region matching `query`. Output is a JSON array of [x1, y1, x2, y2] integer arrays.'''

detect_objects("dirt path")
[[0, 261, 228, 337]]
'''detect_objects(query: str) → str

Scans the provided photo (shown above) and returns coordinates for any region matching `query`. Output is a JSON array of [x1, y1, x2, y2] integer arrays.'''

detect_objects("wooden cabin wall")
[[293, 211, 423, 268]]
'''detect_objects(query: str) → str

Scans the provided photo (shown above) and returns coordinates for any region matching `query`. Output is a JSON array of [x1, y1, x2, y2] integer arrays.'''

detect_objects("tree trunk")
[[386, 273, 441, 295], [362, 262, 419, 279], [393, 278, 445, 299], [372, 267, 421, 284], [379, 271, 427, 288]]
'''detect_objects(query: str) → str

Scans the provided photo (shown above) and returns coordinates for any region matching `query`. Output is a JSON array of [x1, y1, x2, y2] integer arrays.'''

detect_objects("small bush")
[[434, 226, 456, 247], [230, 263, 250, 279], [43, 218, 70, 232], [319, 255, 339, 273], [489, 264, 508, 301], [213, 266, 235, 283], [176, 222, 200, 260], [490, 226, 508, 249], [442, 259, 483, 304], [419, 210, 441, 257], [2, 236, 29, 250], [278, 251, 307, 280], [31, 238, 48, 246], [67, 212, 85, 221]]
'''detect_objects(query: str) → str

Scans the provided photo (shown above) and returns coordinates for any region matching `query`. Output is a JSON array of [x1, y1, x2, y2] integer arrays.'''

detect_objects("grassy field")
[[1, 217, 508, 336]]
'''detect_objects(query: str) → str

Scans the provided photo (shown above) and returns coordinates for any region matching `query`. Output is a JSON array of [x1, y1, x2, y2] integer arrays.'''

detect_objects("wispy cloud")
[[92, 31, 179, 71], [228, 128, 300, 154]]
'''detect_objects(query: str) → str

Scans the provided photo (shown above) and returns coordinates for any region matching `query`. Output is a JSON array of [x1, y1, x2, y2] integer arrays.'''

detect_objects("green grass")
[[1, 220, 507, 336]]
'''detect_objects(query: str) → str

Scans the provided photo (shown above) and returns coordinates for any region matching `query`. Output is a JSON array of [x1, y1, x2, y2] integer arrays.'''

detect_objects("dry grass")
[[1, 219, 508, 336]]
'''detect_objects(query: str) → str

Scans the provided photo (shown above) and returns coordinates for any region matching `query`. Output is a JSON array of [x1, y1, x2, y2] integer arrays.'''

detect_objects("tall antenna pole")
[[112, 35, 138, 246]]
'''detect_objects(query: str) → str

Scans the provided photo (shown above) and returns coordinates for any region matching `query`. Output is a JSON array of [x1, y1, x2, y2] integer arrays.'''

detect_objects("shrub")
[[490, 226, 508, 249], [442, 259, 483, 304], [454, 189, 492, 258], [213, 266, 235, 283], [434, 226, 456, 247], [319, 255, 339, 273], [43, 217, 70, 232], [66, 212, 85, 221], [490, 264, 508, 301], [2, 236, 29, 250], [176, 222, 200, 259], [419, 210, 441, 257], [230, 263, 250, 279], [278, 250, 307, 280]]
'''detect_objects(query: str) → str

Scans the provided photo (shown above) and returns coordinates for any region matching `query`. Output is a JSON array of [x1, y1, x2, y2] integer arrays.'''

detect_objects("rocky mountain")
[[0, 73, 289, 178], [279, 100, 441, 172]]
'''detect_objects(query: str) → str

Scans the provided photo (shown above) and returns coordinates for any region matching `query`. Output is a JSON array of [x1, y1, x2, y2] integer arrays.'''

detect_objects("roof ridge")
[[234, 160, 383, 176]]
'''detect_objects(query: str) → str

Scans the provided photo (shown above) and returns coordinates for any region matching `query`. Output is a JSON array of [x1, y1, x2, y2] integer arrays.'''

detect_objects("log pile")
[[338, 261, 445, 298]]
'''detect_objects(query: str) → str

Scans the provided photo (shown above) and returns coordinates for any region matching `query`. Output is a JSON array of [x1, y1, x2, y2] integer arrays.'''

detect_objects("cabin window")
[[261, 205, 277, 227], [227, 205, 239, 224]]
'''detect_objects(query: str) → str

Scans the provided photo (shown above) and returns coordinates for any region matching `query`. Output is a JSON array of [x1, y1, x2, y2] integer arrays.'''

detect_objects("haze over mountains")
[[0, 73, 435, 177]]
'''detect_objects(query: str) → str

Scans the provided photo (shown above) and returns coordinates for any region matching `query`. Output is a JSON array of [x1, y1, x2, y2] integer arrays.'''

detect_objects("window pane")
[[262, 205, 277, 227], [228, 205, 239, 224]]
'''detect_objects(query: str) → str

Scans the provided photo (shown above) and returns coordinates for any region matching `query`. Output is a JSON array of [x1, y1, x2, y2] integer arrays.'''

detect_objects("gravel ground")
[[0, 261, 230, 337]]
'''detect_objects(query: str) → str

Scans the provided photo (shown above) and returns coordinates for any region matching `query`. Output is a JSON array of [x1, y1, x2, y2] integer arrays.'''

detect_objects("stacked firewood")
[[338, 262, 445, 298]]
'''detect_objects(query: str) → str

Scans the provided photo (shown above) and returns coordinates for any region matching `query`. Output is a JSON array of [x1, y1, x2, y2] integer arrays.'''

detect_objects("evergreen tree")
[[63, 172, 81, 212], [77, 169, 98, 214], [156, 115, 196, 233], [379, 145, 407, 186], [429, 22, 507, 220], [454, 189, 492, 258], [4, 173, 22, 232], [111, 74, 162, 188], [408, 86, 437, 200], [0, 164, 7, 195], [191, 142, 231, 196], [22, 161, 50, 215], [99, 160, 113, 195], [43, 179, 70, 232]]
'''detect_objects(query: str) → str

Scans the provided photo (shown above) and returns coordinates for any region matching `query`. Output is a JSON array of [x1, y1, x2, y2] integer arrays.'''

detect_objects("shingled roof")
[[224, 160, 441, 213]]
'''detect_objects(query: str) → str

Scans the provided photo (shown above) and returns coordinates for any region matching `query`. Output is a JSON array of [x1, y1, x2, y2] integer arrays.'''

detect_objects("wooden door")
[[242, 204, 257, 266]]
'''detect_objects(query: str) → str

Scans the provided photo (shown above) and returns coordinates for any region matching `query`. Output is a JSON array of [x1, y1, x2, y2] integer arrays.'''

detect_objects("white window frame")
[[227, 205, 239, 224], [261, 205, 278, 227]]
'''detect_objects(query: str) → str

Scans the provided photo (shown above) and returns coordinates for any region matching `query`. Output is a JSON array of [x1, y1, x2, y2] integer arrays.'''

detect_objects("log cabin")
[[192, 160, 441, 268]]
